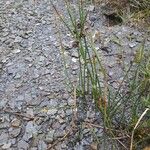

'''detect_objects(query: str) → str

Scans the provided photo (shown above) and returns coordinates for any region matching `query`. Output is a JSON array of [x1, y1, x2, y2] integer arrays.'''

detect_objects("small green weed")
[[51, 0, 150, 149]]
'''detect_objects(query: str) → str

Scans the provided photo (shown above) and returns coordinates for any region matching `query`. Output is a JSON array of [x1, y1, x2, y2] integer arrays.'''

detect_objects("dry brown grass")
[[92, 0, 150, 28]]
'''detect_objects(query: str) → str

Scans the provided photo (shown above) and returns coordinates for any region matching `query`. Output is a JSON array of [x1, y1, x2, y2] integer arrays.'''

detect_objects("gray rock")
[[87, 5, 95, 12], [11, 118, 21, 127], [0, 133, 8, 146], [39, 56, 45, 62], [12, 49, 21, 54], [108, 71, 114, 77], [65, 109, 72, 116], [87, 111, 95, 119], [16, 95, 24, 101], [9, 128, 21, 138], [14, 72, 22, 79], [20, 40, 28, 48], [54, 129, 65, 139], [72, 65, 79, 70], [7, 66, 15, 75], [74, 143, 84, 150], [25, 57, 33, 62], [8, 138, 16, 145], [89, 15, 97, 22], [72, 51, 78, 58], [52, 121, 61, 129], [49, 99, 58, 107], [18, 140, 29, 150], [2, 143, 11, 149], [33, 69, 39, 78], [14, 36, 22, 43], [26, 108, 34, 118], [129, 42, 137, 48], [56, 116, 65, 124], [45, 130, 55, 143], [61, 142, 67, 149], [83, 128, 90, 134], [38, 140, 47, 150], [47, 108, 57, 115], [0, 99, 7, 109], [23, 121, 37, 141], [67, 98, 74, 106], [0, 122, 10, 129], [58, 110, 65, 118], [72, 57, 77, 63]]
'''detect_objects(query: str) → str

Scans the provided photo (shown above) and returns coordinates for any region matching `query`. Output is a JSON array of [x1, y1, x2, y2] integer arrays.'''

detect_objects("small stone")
[[14, 36, 22, 43], [1, 57, 8, 63], [47, 108, 57, 115], [45, 130, 55, 143], [67, 98, 74, 106], [56, 116, 65, 124], [129, 42, 137, 48], [108, 71, 113, 77], [0, 122, 9, 129], [39, 56, 45, 62], [0, 64, 2, 69], [65, 109, 72, 116], [92, 30, 101, 43], [18, 140, 29, 150], [87, 111, 95, 119], [33, 69, 39, 78], [0, 99, 7, 109], [14, 72, 22, 79], [9, 128, 21, 138], [38, 140, 47, 150], [89, 15, 97, 22], [6, 1, 11, 5], [61, 142, 67, 149], [26, 108, 34, 118], [12, 49, 21, 54], [16, 95, 24, 101], [72, 57, 77, 62], [49, 99, 58, 107], [72, 51, 78, 58], [62, 41, 72, 50], [26, 121, 37, 134], [8, 138, 16, 145], [23, 121, 37, 141], [54, 129, 65, 138], [11, 118, 21, 127], [23, 132, 32, 141], [58, 110, 65, 118], [55, 144, 62, 150], [0, 133, 8, 146], [52, 121, 61, 129], [62, 93, 69, 99], [87, 5, 95, 12], [83, 128, 90, 134], [2, 143, 11, 149], [25, 57, 33, 62]]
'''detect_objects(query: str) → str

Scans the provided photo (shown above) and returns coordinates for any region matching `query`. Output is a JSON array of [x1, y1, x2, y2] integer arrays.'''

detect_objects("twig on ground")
[[73, 86, 78, 121], [130, 108, 150, 150], [4, 110, 34, 120], [117, 139, 128, 150]]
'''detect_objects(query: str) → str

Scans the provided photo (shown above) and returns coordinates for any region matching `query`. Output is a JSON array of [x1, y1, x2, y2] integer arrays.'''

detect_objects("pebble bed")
[[0, 0, 149, 149]]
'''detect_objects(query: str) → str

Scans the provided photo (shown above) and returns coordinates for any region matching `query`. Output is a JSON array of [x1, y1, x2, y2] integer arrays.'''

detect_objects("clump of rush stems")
[[51, 0, 150, 149]]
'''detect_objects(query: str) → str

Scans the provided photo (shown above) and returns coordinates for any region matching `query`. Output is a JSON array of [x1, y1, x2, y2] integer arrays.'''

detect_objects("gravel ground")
[[0, 0, 149, 150]]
